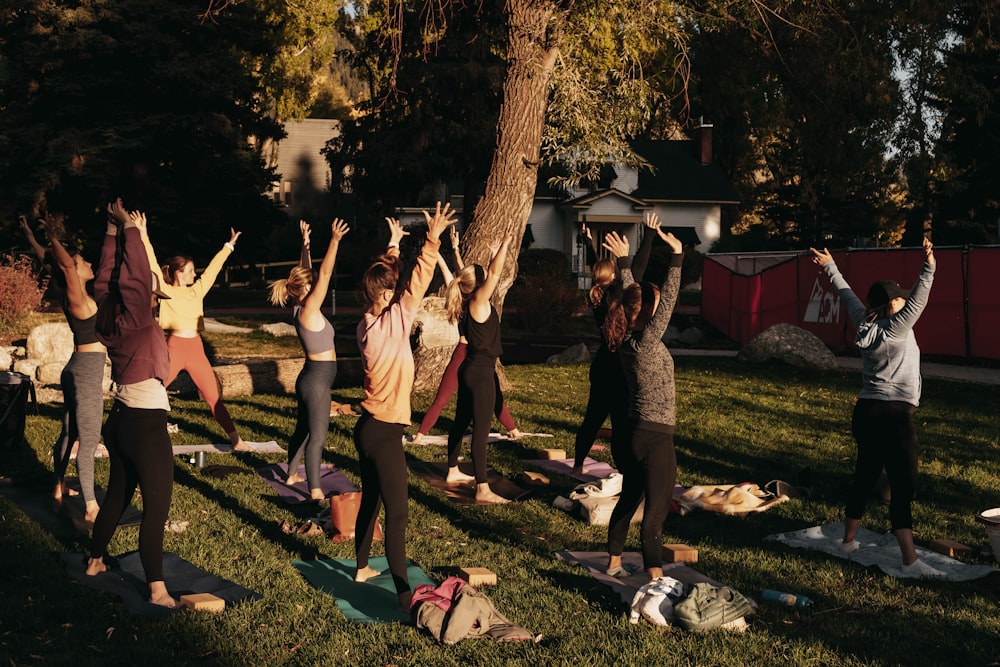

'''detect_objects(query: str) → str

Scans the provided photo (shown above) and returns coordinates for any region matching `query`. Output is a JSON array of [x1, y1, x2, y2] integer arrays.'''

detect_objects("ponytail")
[[161, 255, 193, 286], [602, 300, 627, 352], [589, 258, 616, 307], [267, 278, 290, 307], [445, 264, 483, 323]]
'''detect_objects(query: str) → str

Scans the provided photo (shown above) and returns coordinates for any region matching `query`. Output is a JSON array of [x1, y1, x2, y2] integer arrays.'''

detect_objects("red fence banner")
[[703, 246, 999, 361]]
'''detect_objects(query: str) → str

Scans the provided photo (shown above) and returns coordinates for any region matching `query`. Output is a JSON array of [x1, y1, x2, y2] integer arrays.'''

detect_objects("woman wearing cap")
[[810, 238, 942, 577], [139, 227, 248, 450]]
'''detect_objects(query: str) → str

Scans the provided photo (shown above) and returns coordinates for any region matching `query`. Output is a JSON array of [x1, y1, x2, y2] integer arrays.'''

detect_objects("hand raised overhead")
[[422, 201, 458, 243], [808, 247, 834, 267], [602, 231, 629, 259]]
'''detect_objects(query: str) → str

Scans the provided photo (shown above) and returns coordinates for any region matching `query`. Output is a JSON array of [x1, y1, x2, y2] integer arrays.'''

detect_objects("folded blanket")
[[676, 483, 788, 515]]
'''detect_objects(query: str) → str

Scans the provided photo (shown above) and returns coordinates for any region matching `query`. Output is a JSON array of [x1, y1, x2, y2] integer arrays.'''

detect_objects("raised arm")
[[884, 237, 936, 337], [603, 232, 633, 288], [403, 202, 456, 310], [469, 234, 512, 321], [41, 215, 95, 318], [300, 219, 349, 316], [449, 226, 465, 270], [810, 247, 867, 328], [19, 216, 48, 262], [189, 227, 239, 299], [632, 212, 660, 282], [298, 220, 312, 269], [581, 224, 598, 268], [644, 232, 683, 340]]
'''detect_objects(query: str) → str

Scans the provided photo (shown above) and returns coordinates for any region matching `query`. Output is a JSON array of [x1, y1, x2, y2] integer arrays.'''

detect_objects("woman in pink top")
[[352, 203, 456, 611]]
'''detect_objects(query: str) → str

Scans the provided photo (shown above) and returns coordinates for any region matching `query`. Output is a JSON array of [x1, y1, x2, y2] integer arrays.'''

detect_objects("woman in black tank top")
[[443, 234, 514, 504]]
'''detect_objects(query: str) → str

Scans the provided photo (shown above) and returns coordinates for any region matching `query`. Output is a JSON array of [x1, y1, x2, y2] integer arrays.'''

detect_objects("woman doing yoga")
[[410, 226, 521, 444], [602, 219, 684, 581], [87, 199, 176, 608], [444, 234, 514, 505], [140, 227, 247, 449], [269, 219, 349, 501], [353, 204, 456, 610], [810, 238, 943, 577]]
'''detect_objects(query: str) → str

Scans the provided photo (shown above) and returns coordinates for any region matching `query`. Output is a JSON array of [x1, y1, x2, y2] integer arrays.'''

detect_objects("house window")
[[272, 181, 293, 206]]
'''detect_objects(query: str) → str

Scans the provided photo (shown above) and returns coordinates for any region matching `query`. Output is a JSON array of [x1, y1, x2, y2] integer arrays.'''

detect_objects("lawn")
[[1, 357, 998, 666]]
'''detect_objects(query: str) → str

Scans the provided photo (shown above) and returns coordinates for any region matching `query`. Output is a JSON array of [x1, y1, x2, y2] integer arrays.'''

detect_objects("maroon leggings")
[[417, 342, 516, 435]]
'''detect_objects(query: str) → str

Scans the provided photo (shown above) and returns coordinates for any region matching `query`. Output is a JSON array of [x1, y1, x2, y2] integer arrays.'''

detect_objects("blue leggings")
[[353, 412, 409, 594], [287, 360, 337, 490], [53, 351, 106, 503]]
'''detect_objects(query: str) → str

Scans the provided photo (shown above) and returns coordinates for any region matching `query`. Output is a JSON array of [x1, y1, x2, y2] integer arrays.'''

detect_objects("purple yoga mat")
[[255, 463, 359, 503], [525, 457, 617, 482]]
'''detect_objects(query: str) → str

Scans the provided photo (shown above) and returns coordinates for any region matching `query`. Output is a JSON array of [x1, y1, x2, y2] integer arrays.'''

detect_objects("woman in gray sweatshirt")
[[601, 221, 683, 580], [810, 237, 941, 577]]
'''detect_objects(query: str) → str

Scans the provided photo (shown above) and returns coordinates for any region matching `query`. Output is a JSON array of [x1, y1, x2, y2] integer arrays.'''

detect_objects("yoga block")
[[520, 471, 550, 486], [535, 448, 565, 460], [459, 567, 497, 587], [929, 538, 972, 559], [662, 543, 698, 564], [180, 593, 225, 613]]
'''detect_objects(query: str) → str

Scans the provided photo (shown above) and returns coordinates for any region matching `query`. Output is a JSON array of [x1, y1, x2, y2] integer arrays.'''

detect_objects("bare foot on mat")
[[354, 566, 381, 583]]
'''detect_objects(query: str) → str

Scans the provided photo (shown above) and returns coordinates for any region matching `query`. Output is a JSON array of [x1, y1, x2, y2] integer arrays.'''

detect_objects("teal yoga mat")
[[292, 556, 436, 623]]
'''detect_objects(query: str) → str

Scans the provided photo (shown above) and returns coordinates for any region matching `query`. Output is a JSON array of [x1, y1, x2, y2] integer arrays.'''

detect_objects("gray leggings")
[[287, 360, 337, 490], [53, 351, 106, 503]]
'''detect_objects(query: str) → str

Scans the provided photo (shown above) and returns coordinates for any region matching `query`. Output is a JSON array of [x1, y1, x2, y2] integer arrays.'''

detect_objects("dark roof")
[[629, 139, 740, 204]]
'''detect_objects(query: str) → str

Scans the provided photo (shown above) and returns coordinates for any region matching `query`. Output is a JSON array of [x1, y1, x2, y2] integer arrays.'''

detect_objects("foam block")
[[535, 448, 565, 460], [180, 593, 226, 613], [459, 567, 497, 587], [662, 543, 698, 564], [929, 538, 972, 559], [520, 471, 550, 485]]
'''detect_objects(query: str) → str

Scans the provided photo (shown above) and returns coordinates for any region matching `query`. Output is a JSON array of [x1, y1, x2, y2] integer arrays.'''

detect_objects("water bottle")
[[761, 589, 812, 608]]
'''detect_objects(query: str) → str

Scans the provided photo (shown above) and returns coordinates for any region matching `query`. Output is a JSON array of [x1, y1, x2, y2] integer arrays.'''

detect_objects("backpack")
[[672, 583, 754, 632]]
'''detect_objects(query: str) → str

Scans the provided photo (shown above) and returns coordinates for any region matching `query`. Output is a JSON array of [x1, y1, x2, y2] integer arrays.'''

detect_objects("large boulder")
[[737, 323, 837, 370], [0, 347, 11, 371], [547, 342, 591, 365], [26, 322, 74, 366], [260, 322, 296, 337]]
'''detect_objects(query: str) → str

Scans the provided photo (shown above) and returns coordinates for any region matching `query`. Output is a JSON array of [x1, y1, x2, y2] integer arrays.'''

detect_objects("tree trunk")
[[414, 0, 559, 391]]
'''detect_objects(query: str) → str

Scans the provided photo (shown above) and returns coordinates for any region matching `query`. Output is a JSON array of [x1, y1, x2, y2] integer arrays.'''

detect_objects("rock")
[[0, 347, 11, 371], [662, 325, 680, 345], [37, 361, 66, 385], [26, 322, 74, 366], [13, 358, 40, 380], [737, 323, 837, 370], [203, 317, 254, 334], [547, 342, 591, 365], [260, 322, 296, 337], [677, 327, 704, 346]]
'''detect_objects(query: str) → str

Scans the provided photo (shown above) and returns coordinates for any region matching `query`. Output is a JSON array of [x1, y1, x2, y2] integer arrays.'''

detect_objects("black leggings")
[[447, 358, 501, 483], [89, 402, 174, 582], [353, 412, 409, 594], [846, 399, 919, 531], [607, 423, 677, 570], [287, 360, 337, 489], [573, 348, 629, 470]]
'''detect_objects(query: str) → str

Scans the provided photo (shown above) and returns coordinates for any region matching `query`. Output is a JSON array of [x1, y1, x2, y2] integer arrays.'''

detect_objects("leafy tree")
[[0, 0, 338, 262]]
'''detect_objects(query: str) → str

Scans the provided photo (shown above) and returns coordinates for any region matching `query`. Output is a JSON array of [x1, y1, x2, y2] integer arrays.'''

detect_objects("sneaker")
[[901, 559, 946, 578], [839, 539, 860, 554]]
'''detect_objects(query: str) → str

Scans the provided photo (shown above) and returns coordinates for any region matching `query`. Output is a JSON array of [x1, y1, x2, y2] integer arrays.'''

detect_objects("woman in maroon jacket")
[[85, 199, 176, 609]]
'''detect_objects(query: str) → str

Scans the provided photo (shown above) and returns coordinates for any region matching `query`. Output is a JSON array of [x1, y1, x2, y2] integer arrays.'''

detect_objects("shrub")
[[0, 254, 47, 337], [506, 274, 582, 333]]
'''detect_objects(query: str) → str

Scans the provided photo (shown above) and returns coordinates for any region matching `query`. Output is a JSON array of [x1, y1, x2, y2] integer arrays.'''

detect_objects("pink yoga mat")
[[525, 457, 617, 482]]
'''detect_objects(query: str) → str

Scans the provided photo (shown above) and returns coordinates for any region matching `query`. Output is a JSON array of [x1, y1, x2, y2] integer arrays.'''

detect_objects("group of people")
[[20, 198, 944, 609]]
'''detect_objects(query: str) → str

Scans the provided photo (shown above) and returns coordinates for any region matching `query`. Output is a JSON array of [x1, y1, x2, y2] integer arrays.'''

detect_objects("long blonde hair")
[[444, 264, 485, 323], [268, 266, 313, 306]]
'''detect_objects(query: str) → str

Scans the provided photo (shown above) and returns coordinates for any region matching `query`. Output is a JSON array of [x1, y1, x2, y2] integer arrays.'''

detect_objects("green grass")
[[2, 358, 998, 666]]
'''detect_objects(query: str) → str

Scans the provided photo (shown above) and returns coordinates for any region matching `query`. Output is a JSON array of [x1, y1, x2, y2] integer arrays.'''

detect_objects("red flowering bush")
[[0, 254, 47, 337]]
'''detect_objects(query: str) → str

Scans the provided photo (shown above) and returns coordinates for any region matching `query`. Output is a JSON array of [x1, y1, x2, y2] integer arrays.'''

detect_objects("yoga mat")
[[293, 556, 436, 624], [525, 457, 617, 482], [173, 441, 284, 455], [555, 550, 723, 606], [0, 479, 141, 537], [406, 457, 531, 505], [60, 550, 262, 618], [764, 524, 998, 582], [255, 463, 359, 504], [63, 480, 143, 527], [404, 432, 553, 446]]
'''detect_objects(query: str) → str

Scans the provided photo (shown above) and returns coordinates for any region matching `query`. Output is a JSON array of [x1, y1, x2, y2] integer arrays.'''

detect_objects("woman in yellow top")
[[140, 226, 248, 450]]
